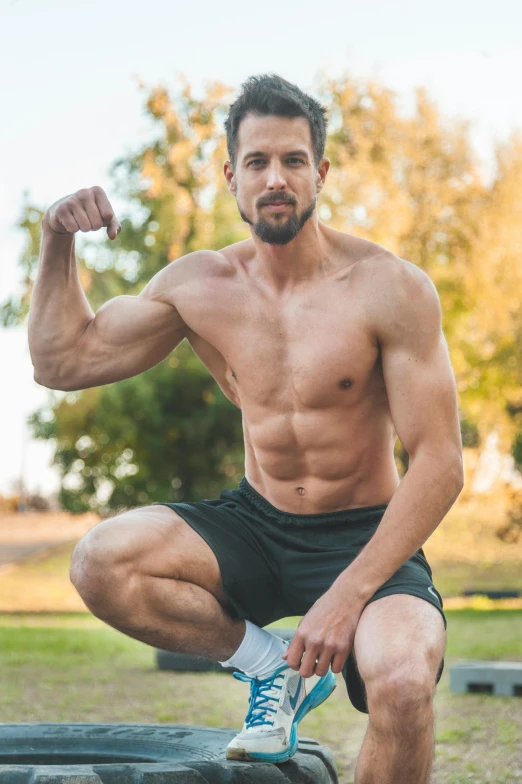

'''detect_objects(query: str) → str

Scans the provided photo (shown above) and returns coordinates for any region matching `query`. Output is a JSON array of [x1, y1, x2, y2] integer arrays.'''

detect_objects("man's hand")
[[43, 186, 122, 241], [282, 586, 366, 678]]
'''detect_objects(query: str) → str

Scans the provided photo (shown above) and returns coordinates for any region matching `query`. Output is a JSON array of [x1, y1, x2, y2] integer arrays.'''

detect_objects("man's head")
[[224, 74, 329, 246]]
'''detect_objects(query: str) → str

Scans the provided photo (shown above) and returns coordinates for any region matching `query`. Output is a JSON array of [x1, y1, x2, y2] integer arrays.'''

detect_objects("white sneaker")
[[226, 664, 337, 763]]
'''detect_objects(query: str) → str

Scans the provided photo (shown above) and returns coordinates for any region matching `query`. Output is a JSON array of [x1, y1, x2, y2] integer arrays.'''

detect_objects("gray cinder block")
[[450, 661, 522, 696]]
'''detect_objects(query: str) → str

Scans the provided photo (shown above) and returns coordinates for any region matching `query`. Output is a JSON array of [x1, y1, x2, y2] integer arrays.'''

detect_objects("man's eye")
[[249, 159, 265, 166], [288, 158, 304, 164]]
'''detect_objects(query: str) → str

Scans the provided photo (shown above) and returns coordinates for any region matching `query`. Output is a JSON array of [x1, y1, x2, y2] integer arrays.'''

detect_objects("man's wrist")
[[42, 213, 73, 240], [331, 568, 376, 605]]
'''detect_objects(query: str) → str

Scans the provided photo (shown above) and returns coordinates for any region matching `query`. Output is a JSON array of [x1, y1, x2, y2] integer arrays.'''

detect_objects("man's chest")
[[179, 276, 383, 410]]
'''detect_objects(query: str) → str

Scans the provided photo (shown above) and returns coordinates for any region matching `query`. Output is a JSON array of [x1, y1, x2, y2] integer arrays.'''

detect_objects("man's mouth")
[[263, 201, 293, 211]]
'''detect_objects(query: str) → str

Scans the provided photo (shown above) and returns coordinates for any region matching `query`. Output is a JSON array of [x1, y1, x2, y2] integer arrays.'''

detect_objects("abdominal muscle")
[[241, 403, 401, 514], [181, 236, 403, 514]]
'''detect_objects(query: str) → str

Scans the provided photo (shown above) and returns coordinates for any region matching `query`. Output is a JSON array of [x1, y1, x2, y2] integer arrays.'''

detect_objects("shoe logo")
[[288, 680, 302, 711], [428, 586, 439, 601]]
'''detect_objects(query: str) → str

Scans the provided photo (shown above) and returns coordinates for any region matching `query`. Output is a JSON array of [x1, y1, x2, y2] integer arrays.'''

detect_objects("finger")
[[76, 188, 104, 232], [331, 648, 350, 675], [92, 186, 121, 240], [67, 197, 92, 233], [53, 206, 80, 235], [299, 644, 321, 678], [283, 637, 305, 671], [315, 646, 335, 677], [107, 217, 121, 240]]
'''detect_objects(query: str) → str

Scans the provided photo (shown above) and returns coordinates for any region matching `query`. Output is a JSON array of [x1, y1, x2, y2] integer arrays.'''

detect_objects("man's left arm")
[[283, 258, 464, 677], [336, 259, 464, 600]]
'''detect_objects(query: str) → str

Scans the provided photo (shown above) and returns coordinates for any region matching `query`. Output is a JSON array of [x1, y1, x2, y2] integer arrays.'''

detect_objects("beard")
[[238, 195, 316, 246]]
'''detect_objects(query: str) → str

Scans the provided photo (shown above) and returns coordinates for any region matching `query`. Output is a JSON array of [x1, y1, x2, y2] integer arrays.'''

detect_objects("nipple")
[[296, 487, 306, 496], [339, 378, 353, 389]]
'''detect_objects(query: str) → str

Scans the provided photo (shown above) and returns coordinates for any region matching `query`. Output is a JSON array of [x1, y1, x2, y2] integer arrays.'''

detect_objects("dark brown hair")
[[225, 74, 328, 167]]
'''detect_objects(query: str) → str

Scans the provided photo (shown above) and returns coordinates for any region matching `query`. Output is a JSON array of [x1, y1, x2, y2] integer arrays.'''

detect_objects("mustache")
[[257, 194, 297, 207]]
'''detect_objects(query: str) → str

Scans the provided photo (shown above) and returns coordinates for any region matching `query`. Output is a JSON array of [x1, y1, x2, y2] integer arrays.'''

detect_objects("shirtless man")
[[29, 74, 463, 783]]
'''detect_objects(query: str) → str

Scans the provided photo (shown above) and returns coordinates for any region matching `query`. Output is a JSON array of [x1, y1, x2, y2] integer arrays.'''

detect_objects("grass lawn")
[[1, 610, 521, 783]]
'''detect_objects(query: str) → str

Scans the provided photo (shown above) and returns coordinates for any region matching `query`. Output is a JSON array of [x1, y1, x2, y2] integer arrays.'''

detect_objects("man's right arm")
[[29, 188, 187, 391]]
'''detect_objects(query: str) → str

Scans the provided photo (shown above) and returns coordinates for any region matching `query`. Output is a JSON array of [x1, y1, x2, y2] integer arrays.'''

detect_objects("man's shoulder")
[[158, 245, 246, 290], [327, 228, 416, 284], [325, 228, 442, 332], [140, 248, 241, 312], [351, 244, 437, 304], [174, 238, 255, 275], [355, 250, 441, 343], [169, 248, 235, 277]]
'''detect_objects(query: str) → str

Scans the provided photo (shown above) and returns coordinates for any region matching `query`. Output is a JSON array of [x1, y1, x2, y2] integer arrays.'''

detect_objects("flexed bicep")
[[50, 262, 188, 391], [71, 291, 187, 390]]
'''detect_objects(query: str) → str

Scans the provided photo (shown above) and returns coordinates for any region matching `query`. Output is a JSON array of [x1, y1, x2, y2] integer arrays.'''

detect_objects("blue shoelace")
[[233, 670, 285, 728]]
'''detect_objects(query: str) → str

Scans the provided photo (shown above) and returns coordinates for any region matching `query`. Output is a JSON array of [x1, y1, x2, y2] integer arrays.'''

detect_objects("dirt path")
[[0, 511, 100, 566]]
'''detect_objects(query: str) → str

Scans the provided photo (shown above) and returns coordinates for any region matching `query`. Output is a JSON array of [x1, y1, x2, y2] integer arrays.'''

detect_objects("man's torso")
[[161, 225, 402, 513]]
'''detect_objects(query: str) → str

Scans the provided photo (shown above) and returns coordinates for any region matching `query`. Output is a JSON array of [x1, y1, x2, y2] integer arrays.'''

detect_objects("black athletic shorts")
[[155, 476, 447, 714]]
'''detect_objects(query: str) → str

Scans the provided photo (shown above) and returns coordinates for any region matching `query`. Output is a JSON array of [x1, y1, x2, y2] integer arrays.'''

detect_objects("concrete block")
[[450, 661, 522, 696]]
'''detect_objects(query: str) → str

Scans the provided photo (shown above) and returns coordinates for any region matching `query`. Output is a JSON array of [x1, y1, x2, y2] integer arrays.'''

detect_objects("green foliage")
[[30, 343, 243, 513], [460, 416, 480, 449], [4, 74, 522, 512], [6, 80, 247, 513], [1, 201, 46, 327]]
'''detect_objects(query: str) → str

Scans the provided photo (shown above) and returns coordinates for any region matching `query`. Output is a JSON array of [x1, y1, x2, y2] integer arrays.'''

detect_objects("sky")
[[1, 0, 521, 496]]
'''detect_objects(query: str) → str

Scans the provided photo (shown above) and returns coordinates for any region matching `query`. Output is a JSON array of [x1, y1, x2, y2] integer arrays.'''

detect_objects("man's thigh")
[[75, 504, 231, 609]]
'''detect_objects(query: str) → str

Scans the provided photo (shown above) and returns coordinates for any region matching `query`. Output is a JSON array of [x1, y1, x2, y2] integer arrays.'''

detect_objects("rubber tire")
[[0, 723, 338, 783], [156, 628, 296, 673]]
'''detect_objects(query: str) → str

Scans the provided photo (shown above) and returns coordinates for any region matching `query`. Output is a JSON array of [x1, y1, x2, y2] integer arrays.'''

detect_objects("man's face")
[[224, 114, 328, 245]]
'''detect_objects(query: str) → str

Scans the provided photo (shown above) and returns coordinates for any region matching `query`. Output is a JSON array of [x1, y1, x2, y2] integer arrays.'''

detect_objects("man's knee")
[[70, 508, 166, 609], [70, 505, 228, 621], [364, 662, 438, 731], [70, 518, 129, 608]]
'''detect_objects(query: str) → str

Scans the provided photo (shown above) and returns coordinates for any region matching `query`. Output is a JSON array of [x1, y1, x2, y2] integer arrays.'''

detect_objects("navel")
[[339, 377, 354, 389], [231, 370, 237, 381], [296, 486, 306, 496]]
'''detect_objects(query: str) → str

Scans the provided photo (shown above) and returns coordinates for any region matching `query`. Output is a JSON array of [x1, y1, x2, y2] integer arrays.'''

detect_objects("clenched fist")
[[43, 186, 122, 240]]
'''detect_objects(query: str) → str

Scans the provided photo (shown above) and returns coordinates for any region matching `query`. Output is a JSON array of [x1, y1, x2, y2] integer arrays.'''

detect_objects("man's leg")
[[352, 594, 446, 784], [71, 504, 332, 764], [70, 505, 246, 660]]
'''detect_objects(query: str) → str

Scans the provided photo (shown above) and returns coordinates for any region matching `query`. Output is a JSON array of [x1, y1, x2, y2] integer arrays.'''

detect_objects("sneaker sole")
[[226, 670, 337, 763]]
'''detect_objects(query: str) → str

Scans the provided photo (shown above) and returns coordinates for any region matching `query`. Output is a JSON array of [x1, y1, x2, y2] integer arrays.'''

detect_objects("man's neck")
[[249, 217, 331, 293]]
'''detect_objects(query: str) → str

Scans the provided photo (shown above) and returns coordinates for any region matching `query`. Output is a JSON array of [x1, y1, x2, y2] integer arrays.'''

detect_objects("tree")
[[3, 73, 522, 516], [4, 79, 247, 514]]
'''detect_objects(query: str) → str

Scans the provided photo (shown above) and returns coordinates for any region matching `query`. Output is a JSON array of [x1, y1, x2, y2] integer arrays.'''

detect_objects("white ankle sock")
[[219, 620, 289, 679]]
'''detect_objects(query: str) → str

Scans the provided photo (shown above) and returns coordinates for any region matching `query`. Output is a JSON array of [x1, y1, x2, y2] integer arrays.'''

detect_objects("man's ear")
[[316, 157, 330, 194], [224, 160, 237, 195]]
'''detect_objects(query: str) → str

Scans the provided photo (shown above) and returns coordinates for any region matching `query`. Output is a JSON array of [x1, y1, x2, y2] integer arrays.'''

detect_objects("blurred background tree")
[[2, 73, 522, 534], [2, 80, 246, 513]]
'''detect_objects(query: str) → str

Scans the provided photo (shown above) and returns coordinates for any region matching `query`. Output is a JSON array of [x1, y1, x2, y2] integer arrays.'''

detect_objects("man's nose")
[[266, 164, 287, 190]]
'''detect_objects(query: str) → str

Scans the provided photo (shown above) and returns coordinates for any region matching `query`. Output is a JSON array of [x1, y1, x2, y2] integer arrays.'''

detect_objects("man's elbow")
[[435, 454, 464, 506], [33, 369, 82, 392], [447, 452, 465, 497], [33, 370, 60, 390], [412, 447, 464, 494], [453, 468, 465, 502]]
